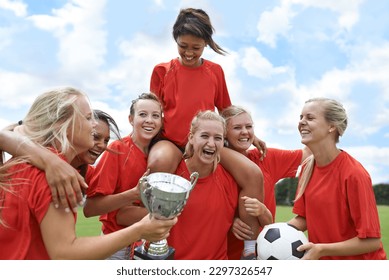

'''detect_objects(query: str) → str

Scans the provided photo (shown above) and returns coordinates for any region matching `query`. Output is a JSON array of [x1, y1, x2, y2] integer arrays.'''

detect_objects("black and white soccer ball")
[[256, 222, 308, 260]]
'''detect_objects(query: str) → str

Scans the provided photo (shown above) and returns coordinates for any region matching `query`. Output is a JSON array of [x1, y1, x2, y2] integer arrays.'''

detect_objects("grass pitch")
[[76, 205, 389, 253]]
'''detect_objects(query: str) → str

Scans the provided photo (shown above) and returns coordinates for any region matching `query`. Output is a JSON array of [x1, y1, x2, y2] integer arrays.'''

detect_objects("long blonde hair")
[[294, 98, 348, 201], [0, 87, 89, 225], [21, 87, 88, 153]]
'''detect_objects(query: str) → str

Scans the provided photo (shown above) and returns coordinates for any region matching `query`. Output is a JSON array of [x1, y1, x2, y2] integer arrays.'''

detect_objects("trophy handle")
[[189, 172, 199, 190], [138, 175, 152, 214]]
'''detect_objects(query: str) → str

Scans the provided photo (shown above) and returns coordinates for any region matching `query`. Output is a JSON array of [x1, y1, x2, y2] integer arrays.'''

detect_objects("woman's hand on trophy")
[[231, 217, 253, 240], [139, 215, 178, 242]]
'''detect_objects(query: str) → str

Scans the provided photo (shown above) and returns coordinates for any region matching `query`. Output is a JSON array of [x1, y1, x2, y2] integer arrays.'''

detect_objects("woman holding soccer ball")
[[288, 98, 386, 260]]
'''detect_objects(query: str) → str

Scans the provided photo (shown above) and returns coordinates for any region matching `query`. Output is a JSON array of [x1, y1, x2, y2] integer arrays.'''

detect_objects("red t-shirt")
[[150, 58, 231, 147], [167, 160, 238, 259], [227, 148, 303, 259], [293, 151, 386, 260], [0, 155, 73, 259], [87, 136, 147, 234]]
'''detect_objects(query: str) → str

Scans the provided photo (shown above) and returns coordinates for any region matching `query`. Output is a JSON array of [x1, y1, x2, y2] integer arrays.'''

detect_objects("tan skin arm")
[[220, 147, 263, 241], [242, 196, 272, 227], [116, 205, 149, 227], [252, 135, 267, 160], [83, 187, 140, 217], [287, 215, 307, 231], [230, 146, 311, 239], [0, 129, 86, 212], [288, 215, 381, 259], [84, 170, 147, 217], [299, 236, 381, 260], [40, 203, 177, 259], [231, 196, 272, 240]]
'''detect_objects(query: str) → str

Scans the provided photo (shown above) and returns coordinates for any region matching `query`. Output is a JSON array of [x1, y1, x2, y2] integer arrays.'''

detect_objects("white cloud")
[[0, 70, 50, 108], [0, 28, 13, 51], [293, 0, 363, 30], [256, 4, 294, 47], [241, 47, 289, 79], [27, 0, 108, 92], [346, 146, 389, 184], [104, 32, 176, 105], [256, 0, 364, 47], [153, 0, 164, 7], [0, 0, 27, 17], [270, 41, 389, 140]]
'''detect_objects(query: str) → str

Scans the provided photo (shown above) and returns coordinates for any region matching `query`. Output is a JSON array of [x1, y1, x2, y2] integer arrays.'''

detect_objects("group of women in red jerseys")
[[0, 8, 386, 260]]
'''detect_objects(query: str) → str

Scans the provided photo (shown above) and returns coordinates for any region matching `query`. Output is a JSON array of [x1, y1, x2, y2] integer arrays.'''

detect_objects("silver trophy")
[[133, 172, 199, 260]]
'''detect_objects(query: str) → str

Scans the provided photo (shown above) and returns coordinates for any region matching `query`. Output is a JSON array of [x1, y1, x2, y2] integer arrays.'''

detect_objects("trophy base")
[[132, 246, 175, 260]]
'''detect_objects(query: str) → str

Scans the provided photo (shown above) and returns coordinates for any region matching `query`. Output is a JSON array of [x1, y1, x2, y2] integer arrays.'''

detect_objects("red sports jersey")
[[227, 148, 303, 259], [293, 151, 386, 260], [167, 160, 238, 259], [150, 58, 231, 147], [87, 136, 147, 234], [0, 154, 74, 259]]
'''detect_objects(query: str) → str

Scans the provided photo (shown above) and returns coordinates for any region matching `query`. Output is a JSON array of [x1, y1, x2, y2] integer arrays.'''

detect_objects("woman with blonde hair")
[[289, 97, 386, 260], [0, 87, 176, 259], [165, 110, 239, 259], [221, 105, 311, 259], [0, 109, 121, 213]]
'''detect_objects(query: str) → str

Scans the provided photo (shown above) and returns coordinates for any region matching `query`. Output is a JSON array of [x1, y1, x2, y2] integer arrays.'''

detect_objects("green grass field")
[[76, 205, 389, 252]]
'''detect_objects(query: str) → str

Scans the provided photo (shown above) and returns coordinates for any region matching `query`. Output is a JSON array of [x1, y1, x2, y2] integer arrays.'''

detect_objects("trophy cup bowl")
[[133, 172, 199, 260]]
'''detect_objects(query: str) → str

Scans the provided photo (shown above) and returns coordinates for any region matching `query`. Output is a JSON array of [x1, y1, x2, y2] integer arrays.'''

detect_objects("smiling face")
[[298, 101, 333, 148], [176, 34, 206, 68], [225, 112, 254, 153], [188, 119, 224, 166], [129, 99, 163, 144], [77, 119, 110, 166]]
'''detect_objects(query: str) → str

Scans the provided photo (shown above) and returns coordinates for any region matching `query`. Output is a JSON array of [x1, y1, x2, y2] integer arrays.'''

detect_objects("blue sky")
[[0, 0, 388, 184]]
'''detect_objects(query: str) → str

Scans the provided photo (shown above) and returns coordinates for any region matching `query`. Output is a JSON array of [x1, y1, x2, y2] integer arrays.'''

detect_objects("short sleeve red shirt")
[[167, 160, 238, 259], [0, 154, 72, 259], [150, 58, 231, 147], [293, 151, 386, 260], [87, 136, 147, 234], [248, 148, 302, 218], [227, 148, 302, 259]]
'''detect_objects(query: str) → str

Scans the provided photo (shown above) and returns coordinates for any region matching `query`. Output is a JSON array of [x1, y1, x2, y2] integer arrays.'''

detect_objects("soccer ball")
[[256, 222, 308, 260]]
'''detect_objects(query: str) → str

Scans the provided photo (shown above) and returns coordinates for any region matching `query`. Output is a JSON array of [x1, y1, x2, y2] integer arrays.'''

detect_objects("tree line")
[[276, 178, 389, 205]]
